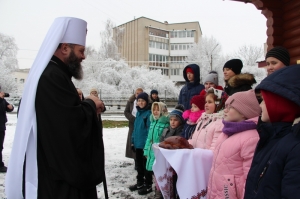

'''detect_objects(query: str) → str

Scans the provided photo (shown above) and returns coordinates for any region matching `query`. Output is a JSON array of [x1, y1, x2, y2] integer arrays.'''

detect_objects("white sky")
[[0, 0, 267, 69]]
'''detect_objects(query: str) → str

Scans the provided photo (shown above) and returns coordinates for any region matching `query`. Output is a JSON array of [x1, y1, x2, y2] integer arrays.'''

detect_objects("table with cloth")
[[152, 144, 213, 199]]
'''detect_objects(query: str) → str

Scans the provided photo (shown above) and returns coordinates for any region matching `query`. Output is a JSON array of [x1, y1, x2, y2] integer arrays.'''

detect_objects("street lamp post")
[[210, 44, 219, 71]]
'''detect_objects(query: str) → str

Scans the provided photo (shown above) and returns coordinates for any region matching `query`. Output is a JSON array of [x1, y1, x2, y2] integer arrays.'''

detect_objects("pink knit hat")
[[225, 90, 261, 119]]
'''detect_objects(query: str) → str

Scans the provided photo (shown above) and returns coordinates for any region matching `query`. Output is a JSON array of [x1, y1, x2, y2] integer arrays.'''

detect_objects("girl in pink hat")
[[207, 90, 261, 199]]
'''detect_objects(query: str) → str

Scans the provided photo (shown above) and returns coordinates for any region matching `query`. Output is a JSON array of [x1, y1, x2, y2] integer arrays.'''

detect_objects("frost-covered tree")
[[185, 36, 222, 83], [0, 33, 18, 92], [73, 19, 179, 100], [99, 19, 121, 60], [74, 50, 180, 99], [0, 32, 18, 70], [234, 44, 263, 66]]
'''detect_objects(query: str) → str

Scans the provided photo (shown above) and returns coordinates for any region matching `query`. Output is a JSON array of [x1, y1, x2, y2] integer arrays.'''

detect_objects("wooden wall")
[[233, 0, 300, 65]]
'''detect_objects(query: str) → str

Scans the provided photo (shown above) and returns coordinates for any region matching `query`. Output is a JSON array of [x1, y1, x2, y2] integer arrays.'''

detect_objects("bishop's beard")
[[67, 50, 83, 80]]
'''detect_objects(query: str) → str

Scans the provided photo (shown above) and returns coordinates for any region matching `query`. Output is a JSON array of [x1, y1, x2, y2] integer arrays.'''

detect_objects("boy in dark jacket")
[[160, 104, 185, 142], [178, 64, 204, 110], [129, 92, 152, 195], [244, 64, 300, 199]]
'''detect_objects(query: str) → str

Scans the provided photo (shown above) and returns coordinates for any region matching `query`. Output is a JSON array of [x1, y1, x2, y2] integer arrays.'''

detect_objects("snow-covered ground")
[[0, 113, 154, 199]]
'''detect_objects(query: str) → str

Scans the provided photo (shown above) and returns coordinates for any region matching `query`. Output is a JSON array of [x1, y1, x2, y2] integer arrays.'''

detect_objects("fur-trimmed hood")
[[228, 73, 256, 88]]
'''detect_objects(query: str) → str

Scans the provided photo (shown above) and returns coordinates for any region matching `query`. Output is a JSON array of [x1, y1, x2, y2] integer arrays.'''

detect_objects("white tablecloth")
[[152, 144, 213, 199]]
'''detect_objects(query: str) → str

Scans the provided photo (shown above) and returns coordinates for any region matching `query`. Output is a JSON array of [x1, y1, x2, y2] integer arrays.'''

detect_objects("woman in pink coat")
[[188, 88, 228, 150], [207, 90, 261, 199]]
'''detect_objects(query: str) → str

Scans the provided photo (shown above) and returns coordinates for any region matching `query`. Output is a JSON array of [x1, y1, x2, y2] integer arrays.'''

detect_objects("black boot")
[[148, 188, 163, 199], [138, 184, 153, 195], [129, 181, 144, 191]]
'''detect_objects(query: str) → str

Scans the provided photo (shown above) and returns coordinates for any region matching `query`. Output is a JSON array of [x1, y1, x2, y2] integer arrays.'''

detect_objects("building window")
[[187, 31, 191, 37], [164, 69, 168, 76], [15, 78, 17, 82], [175, 45, 178, 50], [20, 79, 25, 83], [179, 44, 182, 50], [183, 45, 186, 50]]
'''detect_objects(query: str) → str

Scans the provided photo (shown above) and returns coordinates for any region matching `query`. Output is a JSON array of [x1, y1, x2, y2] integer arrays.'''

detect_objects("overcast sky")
[[0, 0, 267, 69]]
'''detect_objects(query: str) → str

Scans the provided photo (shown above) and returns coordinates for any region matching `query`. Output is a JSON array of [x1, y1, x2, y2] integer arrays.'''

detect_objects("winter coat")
[[244, 64, 300, 199], [144, 114, 169, 171], [207, 117, 259, 199], [160, 125, 184, 142], [225, 73, 256, 96], [188, 112, 224, 150], [131, 107, 151, 149], [178, 64, 204, 110], [124, 94, 136, 158], [244, 121, 300, 199], [0, 98, 14, 131]]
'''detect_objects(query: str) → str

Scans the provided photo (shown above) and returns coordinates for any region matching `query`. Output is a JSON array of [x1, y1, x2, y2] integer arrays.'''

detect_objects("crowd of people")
[[124, 46, 300, 199], [1, 16, 299, 199]]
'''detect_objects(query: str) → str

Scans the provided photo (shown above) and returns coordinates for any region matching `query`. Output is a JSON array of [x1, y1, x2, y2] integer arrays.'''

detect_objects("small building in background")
[[113, 17, 202, 83], [12, 68, 29, 95]]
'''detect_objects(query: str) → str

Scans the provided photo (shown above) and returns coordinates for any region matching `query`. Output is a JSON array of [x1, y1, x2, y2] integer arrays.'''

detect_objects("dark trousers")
[[0, 131, 5, 167], [135, 149, 153, 185]]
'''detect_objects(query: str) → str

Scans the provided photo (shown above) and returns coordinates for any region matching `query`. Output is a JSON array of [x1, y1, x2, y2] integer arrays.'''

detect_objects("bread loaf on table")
[[159, 136, 194, 149]]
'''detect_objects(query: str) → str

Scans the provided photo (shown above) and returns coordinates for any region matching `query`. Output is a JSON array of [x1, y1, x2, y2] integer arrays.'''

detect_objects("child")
[[143, 102, 169, 197], [181, 95, 205, 139], [207, 90, 261, 199], [189, 88, 228, 149], [265, 46, 290, 75], [150, 89, 160, 102], [244, 65, 300, 198], [199, 71, 224, 96], [160, 104, 185, 142], [129, 92, 152, 193]]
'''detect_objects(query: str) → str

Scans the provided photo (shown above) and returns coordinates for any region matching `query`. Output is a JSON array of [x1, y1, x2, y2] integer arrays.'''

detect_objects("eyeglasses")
[[225, 104, 233, 110]]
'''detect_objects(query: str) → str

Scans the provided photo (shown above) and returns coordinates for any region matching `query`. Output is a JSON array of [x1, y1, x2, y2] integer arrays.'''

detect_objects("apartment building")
[[113, 17, 202, 82]]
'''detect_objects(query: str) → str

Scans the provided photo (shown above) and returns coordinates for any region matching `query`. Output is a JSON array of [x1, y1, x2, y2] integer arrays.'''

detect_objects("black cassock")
[[34, 55, 104, 199]]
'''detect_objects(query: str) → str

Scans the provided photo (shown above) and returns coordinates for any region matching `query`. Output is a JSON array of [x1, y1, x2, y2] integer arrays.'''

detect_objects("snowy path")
[[0, 114, 154, 199]]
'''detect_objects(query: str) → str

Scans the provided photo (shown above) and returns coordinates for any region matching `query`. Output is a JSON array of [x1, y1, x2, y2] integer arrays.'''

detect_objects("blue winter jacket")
[[244, 64, 300, 199], [178, 64, 204, 110], [131, 107, 151, 149]]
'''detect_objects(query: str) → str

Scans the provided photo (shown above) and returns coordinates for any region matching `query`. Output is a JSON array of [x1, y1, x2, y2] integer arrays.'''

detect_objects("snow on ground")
[[0, 113, 155, 199]]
